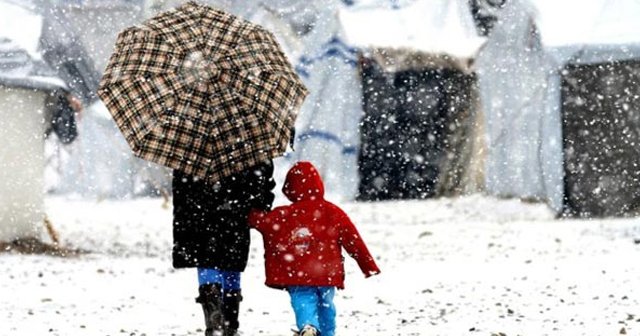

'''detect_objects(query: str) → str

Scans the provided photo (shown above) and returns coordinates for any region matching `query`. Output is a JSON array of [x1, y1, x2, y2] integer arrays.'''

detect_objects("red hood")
[[283, 161, 325, 202]]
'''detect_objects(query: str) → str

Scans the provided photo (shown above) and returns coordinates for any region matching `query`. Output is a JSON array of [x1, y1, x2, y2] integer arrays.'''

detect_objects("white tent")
[[0, 1, 42, 58], [0, 1, 66, 241], [340, 0, 484, 61], [47, 1, 171, 199], [339, 0, 486, 200], [0, 1, 67, 91], [280, 2, 364, 200], [475, 0, 640, 215]]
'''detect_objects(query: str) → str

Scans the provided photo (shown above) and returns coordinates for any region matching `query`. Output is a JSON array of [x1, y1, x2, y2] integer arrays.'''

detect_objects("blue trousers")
[[197, 268, 241, 291], [288, 286, 336, 336]]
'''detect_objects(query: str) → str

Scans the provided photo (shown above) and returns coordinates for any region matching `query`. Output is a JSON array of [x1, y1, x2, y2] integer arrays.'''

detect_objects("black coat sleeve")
[[245, 160, 276, 211]]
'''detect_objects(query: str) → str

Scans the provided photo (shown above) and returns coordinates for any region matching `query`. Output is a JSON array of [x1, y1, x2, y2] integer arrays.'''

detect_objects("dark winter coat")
[[172, 160, 275, 270], [249, 161, 380, 289], [45, 91, 78, 144]]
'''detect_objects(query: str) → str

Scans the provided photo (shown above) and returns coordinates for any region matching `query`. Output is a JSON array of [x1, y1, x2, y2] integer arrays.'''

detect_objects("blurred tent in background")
[[40, 0, 173, 199], [476, 0, 640, 217], [40, 6, 102, 104], [340, 0, 486, 201], [4, 0, 637, 219], [282, 1, 363, 200], [474, 0, 561, 212], [50, 0, 145, 73], [0, 1, 70, 92], [0, 1, 69, 241]]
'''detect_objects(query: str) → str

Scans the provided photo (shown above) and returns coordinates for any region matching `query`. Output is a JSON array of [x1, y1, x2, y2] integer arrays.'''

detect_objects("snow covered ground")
[[2, 195, 640, 336]]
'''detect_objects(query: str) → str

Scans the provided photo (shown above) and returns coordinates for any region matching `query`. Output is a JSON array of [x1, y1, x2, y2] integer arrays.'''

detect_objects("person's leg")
[[288, 286, 320, 333], [219, 271, 242, 336], [317, 287, 337, 336], [198, 268, 225, 286], [196, 268, 224, 336], [219, 271, 241, 291]]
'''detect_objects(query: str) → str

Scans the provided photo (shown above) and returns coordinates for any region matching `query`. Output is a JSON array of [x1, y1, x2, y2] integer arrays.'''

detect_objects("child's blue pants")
[[197, 268, 241, 291], [287, 286, 336, 336]]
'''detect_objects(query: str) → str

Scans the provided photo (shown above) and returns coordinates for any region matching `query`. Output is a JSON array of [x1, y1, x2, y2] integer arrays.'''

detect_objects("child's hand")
[[365, 269, 381, 278]]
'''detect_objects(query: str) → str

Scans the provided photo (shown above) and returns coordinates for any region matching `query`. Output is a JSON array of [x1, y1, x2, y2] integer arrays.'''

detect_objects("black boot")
[[196, 284, 224, 336], [222, 289, 242, 336]]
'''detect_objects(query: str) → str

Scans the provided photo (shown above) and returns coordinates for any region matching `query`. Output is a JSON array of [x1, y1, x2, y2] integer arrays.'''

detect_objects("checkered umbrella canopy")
[[98, 1, 308, 183]]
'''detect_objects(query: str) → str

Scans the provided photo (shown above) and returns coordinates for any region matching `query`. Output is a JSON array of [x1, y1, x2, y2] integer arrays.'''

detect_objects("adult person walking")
[[173, 160, 275, 336], [97, 2, 308, 335]]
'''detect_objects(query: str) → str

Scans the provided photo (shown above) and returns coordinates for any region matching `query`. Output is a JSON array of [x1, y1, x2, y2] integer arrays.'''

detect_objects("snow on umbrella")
[[98, 1, 308, 183]]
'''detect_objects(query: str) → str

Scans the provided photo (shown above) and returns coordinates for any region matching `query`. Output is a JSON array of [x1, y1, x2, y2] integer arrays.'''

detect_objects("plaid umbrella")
[[98, 1, 308, 183]]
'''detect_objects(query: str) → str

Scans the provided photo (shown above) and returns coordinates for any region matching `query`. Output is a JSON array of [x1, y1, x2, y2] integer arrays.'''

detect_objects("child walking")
[[249, 161, 381, 336]]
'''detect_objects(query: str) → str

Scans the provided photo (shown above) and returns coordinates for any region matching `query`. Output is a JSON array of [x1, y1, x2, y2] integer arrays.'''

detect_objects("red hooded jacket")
[[249, 161, 380, 289]]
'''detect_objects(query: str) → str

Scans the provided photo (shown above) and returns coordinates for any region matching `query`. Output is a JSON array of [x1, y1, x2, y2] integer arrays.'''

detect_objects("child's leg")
[[288, 286, 320, 332], [317, 287, 336, 336]]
